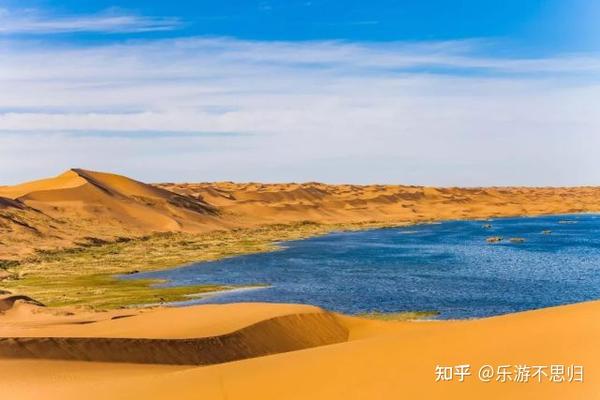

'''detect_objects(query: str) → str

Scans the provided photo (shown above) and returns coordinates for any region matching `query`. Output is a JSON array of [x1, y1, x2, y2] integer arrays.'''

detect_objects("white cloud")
[[0, 8, 181, 34], [0, 37, 599, 185]]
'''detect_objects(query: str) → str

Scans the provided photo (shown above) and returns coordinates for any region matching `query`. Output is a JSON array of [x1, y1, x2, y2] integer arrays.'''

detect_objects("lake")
[[124, 214, 600, 319]]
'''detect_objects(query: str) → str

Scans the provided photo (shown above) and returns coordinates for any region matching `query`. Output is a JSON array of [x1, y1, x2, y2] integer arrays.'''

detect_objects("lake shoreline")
[[3, 212, 598, 310], [125, 213, 600, 319]]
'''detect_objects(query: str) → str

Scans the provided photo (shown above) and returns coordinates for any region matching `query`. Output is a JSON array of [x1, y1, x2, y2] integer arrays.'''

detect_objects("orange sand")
[[0, 169, 223, 259], [0, 300, 598, 399], [1, 169, 599, 399], [2, 169, 600, 259]]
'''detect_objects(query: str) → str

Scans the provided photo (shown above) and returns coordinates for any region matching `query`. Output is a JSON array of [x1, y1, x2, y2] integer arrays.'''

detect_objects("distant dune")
[[1, 169, 599, 260], [160, 181, 600, 226], [0, 299, 598, 399]]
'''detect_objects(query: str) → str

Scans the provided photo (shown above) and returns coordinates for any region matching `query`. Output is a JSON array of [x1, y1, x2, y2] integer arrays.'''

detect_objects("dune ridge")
[[0, 302, 348, 365], [0, 311, 347, 365], [161, 181, 600, 226], [2, 169, 600, 260], [0, 169, 226, 259]]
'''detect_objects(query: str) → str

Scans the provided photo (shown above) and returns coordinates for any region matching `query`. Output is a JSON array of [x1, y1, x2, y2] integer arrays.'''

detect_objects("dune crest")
[[0, 169, 225, 259], [1, 169, 600, 260], [0, 303, 347, 365]]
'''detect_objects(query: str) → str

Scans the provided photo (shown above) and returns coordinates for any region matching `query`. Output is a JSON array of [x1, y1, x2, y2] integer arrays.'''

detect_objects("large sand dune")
[[0, 302, 347, 365], [2, 169, 600, 260], [0, 300, 597, 399], [0, 169, 225, 259]]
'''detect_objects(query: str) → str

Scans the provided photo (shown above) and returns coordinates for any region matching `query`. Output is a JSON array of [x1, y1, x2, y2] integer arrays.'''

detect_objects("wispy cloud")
[[0, 129, 251, 139], [0, 8, 181, 34], [0, 37, 599, 185]]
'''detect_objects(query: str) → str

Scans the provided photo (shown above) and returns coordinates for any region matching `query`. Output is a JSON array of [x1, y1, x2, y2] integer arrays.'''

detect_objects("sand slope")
[[0, 303, 347, 365], [2, 169, 600, 260], [0, 169, 224, 259], [0, 300, 598, 399]]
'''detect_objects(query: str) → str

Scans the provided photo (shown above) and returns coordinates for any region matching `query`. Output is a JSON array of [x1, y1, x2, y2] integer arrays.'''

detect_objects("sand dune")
[[0, 300, 598, 399], [161, 181, 600, 227], [2, 169, 600, 260], [0, 169, 226, 259], [0, 303, 347, 365]]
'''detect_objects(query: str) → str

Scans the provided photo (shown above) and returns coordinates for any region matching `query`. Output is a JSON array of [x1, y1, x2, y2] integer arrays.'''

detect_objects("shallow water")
[[125, 214, 600, 319]]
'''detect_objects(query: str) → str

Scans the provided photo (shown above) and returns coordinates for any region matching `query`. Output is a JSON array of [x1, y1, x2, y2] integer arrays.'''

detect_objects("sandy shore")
[[1, 299, 598, 399]]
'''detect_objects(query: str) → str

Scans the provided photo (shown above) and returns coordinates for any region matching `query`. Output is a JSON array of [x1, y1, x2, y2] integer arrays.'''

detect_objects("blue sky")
[[2, 0, 599, 52], [0, 1, 599, 185]]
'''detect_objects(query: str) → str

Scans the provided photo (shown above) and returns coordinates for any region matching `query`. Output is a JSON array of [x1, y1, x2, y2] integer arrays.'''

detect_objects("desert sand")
[[0, 169, 225, 260], [0, 298, 598, 399], [1, 169, 599, 399], [2, 169, 600, 260]]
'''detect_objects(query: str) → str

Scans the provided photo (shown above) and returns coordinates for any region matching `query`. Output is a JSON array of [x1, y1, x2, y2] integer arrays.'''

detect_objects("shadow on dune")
[[0, 311, 348, 365]]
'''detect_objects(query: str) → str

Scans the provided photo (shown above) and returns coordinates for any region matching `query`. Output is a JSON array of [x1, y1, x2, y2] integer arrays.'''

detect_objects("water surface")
[[126, 214, 600, 319]]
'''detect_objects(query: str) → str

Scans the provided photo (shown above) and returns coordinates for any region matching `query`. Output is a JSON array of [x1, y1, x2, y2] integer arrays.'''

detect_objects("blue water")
[[124, 214, 600, 319]]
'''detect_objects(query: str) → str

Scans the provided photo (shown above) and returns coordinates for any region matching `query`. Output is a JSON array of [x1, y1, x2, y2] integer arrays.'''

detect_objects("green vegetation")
[[9, 274, 223, 309], [357, 311, 440, 321], [2, 221, 397, 309]]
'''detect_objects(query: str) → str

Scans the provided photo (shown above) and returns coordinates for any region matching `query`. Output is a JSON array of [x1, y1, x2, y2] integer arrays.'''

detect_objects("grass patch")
[[357, 311, 440, 321], [3, 221, 390, 309], [9, 274, 223, 309], [1, 220, 411, 309]]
